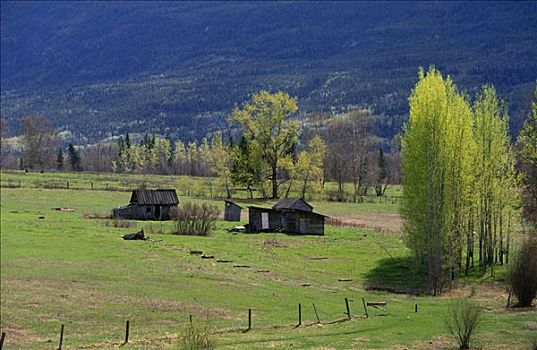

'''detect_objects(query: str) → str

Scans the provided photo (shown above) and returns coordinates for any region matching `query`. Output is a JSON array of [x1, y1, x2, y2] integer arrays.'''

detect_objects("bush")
[[175, 202, 220, 236], [445, 298, 482, 350], [105, 217, 136, 229], [179, 321, 214, 350], [507, 237, 537, 307]]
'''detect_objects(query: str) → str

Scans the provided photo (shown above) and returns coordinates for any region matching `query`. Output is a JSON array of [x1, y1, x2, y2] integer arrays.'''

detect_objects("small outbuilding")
[[224, 200, 243, 222], [247, 198, 327, 235], [113, 189, 179, 221]]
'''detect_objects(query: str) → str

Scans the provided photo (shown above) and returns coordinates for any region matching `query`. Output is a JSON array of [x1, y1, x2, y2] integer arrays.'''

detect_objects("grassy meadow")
[[0, 171, 535, 349]]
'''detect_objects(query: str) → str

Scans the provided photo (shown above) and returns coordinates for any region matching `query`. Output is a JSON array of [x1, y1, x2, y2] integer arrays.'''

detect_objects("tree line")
[[0, 92, 400, 201], [401, 67, 536, 295]]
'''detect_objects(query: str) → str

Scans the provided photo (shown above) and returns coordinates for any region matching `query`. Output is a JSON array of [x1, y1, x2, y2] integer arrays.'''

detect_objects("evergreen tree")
[[56, 148, 64, 170], [67, 143, 82, 171], [231, 135, 262, 199]]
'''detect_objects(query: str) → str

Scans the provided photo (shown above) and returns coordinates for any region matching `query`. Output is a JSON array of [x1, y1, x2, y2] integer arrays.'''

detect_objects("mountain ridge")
[[1, 1, 536, 141]]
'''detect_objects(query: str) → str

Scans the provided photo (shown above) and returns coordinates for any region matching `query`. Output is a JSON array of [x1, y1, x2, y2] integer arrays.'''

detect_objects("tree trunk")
[[271, 163, 278, 199]]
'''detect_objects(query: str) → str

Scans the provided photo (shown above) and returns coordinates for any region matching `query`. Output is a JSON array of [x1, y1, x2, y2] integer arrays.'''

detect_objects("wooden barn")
[[113, 189, 179, 221], [248, 198, 327, 235], [224, 200, 242, 221]]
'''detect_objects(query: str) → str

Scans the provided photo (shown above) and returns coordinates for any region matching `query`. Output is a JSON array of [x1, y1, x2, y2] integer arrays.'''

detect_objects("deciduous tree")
[[230, 91, 299, 198], [21, 115, 58, 172], [517, 86, 537, 227], [401, 68, 475, 294]]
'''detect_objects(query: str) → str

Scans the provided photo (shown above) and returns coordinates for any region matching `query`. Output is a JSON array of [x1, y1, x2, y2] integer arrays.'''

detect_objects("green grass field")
[[0, 171, 535, 349]]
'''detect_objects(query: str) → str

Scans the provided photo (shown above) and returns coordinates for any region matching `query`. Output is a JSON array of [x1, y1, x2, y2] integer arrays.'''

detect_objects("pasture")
[[0, 171, 535, 349]]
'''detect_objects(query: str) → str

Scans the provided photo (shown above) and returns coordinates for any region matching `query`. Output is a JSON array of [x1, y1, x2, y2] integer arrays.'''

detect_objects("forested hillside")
[[1, 1, 536, 141]]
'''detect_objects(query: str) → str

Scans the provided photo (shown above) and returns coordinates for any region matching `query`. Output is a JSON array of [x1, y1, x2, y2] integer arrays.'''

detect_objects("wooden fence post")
[[362, 298, 369, 318], [415, 303, 418, 313], [66, 181, 69, 190], [298, 303, 302, 326], [248, 308, 252, 330], [189, 314, 193, 325], [312, 303, 320, 324], [57, 324, 64, 350], [345, 297, 351, 320], [91, 182, 94, 190], [0, 332, 6, 349], [124, 320, 129, 344]]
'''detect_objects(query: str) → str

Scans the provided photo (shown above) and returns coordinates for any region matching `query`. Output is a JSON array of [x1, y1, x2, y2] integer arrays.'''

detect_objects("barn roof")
[[130, 189, 179, 205], [272, 198, 313, 211]]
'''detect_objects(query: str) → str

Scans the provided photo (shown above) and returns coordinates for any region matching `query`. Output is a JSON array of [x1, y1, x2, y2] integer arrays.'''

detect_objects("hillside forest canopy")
[[1, 2, 536, 142]]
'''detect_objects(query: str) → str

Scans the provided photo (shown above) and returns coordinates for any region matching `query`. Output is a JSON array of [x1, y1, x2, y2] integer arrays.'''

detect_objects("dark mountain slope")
[[1, 2, 536, 141]]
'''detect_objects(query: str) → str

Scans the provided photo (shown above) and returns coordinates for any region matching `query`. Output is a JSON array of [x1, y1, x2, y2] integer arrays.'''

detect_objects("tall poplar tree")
[[401, 68, 475, 294], [472, 85, 518, 271]]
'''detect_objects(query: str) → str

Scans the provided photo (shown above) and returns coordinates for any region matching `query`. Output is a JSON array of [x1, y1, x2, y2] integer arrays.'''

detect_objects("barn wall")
[[281, 212, 298, 232], [306, 215, 325, 235]]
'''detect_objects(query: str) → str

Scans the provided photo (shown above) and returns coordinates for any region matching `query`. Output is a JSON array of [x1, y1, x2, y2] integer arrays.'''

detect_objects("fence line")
[[0, 179, 403, 205], [0, 297, 403, 349]]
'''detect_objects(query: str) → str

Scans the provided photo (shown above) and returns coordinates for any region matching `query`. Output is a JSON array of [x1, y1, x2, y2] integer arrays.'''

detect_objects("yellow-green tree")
[[472, 85, 519, 271], [230, 91, 300, 198], [209, 131, 233, 198], [292, 135, 327, 199], [401, 68, 475, 294]]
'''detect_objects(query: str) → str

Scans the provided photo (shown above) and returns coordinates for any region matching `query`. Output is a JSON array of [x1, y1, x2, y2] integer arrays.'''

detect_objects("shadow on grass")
[[363, 256, 429, 295]]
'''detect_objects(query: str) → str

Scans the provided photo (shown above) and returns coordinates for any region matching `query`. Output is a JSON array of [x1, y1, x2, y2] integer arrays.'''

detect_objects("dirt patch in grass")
[[3, 277, 240, 322], [326, 212, 402, 234], [0, 324, 49, 344]]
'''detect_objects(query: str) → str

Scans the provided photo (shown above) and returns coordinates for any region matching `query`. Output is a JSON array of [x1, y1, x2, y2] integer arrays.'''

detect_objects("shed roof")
[[224, 200, 243, 209], [282, 208, 329, 218], [272, 198, 313, 211], [130, 189, 179, 205]]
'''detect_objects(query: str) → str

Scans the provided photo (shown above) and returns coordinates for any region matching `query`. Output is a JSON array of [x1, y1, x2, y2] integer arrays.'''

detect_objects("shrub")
[[179, 321, 214, 350], [507, 237, 537, 307], [445, 298, 481, 350], [175, 202, 220, 236], [105, 217, 136, 229]]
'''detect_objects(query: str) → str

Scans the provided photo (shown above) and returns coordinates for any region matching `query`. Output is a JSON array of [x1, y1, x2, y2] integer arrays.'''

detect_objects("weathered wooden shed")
[[248, 198, 327, 235], [248, 206, 283, 232], [114, 189, 179, 221], [279, 210, 327, 235], [224, 200, 242, 221]]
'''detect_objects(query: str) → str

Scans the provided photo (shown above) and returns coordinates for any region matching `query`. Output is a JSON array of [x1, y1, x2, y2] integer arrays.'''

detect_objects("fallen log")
[[122, 230, 146, 240]]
